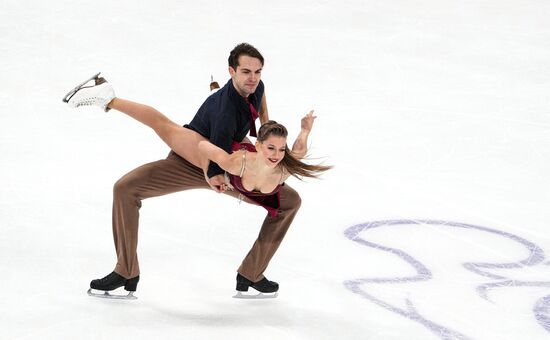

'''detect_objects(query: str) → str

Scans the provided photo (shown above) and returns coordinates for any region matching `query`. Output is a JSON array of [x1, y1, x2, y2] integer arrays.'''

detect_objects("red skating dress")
[[227, 142, 283, 217]]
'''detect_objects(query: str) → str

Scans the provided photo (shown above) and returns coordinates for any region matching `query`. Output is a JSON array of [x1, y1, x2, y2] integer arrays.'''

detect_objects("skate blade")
[[87, 288, 137, 300], [62, 72, 101, 103], [233, 291, 278, 299]]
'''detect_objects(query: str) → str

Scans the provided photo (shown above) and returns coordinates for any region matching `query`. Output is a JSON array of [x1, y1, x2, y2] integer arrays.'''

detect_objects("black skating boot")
[[90, 271, 139, 291], [235, 273, 279, 297], [88, 272, 140, 299]]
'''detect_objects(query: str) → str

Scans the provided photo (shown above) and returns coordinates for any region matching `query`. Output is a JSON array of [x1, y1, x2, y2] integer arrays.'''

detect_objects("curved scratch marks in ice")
[[459, 223, 544, 280], [344, 279, 470, 340], [477, 281, 550, 301], [534, 295, 550, 332], [343, 219, 550, 338]]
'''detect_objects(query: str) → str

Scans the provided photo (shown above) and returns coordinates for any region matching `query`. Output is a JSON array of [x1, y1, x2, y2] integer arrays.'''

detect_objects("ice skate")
[[233, 273, 279, 299], [87, 271, 139, 300], [62, 72, 115, 112]]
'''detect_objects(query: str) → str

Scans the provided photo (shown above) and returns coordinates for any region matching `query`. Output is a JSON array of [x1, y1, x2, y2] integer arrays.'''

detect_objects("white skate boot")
[[62, 72, 115, 112]]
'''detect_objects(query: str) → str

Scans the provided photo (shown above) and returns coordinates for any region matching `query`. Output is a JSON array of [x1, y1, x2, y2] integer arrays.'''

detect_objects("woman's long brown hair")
[[257, 121, 332, 179]]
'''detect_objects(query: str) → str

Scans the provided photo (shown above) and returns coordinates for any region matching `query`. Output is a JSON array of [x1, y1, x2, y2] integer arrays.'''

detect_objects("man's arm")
[[259, 92, 269, 124]]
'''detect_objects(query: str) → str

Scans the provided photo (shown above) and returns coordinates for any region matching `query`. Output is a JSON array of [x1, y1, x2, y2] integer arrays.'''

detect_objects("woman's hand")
[[204, 171, 233, 193], [300, 110, 317, 132], [204, 172, 225, 193]]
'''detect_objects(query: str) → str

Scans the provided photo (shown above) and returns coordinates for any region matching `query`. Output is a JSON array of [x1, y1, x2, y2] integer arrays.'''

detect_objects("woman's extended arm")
[[291, 110, 316, 159], [198, 141, 243, 176]]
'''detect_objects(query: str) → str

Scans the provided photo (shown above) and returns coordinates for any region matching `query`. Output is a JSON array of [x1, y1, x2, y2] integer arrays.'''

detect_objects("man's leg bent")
[[237, 184, 301, 282], [112, 151, 207, 279]]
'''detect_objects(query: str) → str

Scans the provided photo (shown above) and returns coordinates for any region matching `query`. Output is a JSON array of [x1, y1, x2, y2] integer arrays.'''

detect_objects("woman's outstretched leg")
[[107, 98, 205, 167], [64, 74, 206, 167], [108, 98, 187, 150]]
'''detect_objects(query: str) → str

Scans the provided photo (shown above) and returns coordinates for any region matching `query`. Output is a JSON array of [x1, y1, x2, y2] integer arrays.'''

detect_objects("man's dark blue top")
[[185, 79, 265, 178]]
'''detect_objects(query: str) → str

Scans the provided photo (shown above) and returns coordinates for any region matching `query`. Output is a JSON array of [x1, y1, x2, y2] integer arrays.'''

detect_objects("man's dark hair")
[[228, 43, 264, 70]]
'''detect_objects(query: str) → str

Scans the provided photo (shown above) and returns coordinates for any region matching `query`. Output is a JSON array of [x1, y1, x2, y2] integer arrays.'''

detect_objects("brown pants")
[[112, 151, 301, 282]]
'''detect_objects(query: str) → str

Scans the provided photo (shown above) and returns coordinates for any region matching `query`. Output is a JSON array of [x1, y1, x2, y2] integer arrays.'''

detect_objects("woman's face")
[[256, 135, 287, 168]]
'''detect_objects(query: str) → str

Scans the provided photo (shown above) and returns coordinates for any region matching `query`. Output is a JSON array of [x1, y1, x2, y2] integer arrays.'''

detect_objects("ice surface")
[[1, 0, 549, 339]]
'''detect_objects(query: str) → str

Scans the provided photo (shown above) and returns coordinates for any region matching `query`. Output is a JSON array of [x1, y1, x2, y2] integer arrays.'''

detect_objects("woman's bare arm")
[[198, 141, 244, 176], [291, 110, 316, 159], [278, 110, 317, 182]]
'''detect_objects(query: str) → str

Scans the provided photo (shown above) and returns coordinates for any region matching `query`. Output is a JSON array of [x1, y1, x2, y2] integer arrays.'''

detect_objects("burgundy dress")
[[227, 142, 283, 217]]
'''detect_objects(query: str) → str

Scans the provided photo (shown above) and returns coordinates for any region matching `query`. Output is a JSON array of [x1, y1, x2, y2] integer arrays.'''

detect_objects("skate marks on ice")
[[343, 219, 550, 339], [534, 295, 550, 332]]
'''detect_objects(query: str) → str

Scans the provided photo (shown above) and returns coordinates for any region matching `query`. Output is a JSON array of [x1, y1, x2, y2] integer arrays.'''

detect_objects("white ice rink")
[[1, 1, 549, 339]]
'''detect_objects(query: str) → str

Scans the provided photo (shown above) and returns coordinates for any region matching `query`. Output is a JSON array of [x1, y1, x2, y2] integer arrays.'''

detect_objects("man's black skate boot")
[[236, 273, 279, 293], [90, 271, 140, 292]]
